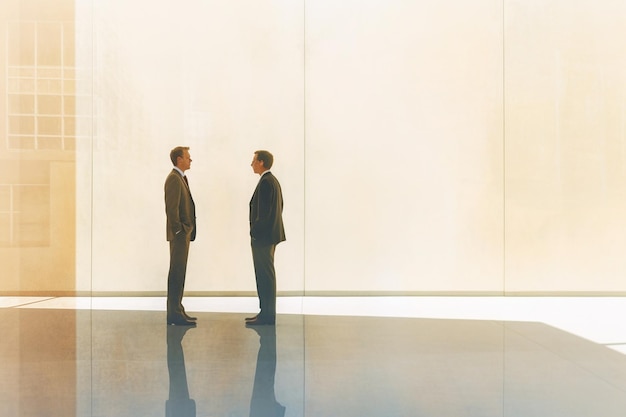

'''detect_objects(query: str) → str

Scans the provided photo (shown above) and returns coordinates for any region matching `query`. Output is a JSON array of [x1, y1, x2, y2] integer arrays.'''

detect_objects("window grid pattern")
[[5, 21, 87, 152]]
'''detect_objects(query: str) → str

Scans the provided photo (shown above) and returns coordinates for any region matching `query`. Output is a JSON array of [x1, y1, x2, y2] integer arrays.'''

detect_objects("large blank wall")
[[63, 0, 626, 294]]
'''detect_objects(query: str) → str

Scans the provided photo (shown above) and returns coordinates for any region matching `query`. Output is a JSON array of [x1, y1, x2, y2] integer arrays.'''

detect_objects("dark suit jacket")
[[165, 169, 196, 241], [249, 172, 285, 245]]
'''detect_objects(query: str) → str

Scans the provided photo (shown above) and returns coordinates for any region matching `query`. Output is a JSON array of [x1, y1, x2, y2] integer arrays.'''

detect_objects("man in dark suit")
[[165, 146, 197, 326], [246, 150, 285, 326]]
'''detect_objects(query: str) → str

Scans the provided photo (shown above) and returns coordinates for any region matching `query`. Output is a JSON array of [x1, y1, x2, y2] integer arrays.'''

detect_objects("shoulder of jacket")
[[263, 172, 277, 181]]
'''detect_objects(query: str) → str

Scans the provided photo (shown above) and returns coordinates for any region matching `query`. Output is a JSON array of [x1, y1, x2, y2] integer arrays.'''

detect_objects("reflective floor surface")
[[2, 296, 626, 416]]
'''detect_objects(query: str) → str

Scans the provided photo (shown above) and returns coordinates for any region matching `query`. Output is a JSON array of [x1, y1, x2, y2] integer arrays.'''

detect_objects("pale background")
[[2, 0, 626, 295]]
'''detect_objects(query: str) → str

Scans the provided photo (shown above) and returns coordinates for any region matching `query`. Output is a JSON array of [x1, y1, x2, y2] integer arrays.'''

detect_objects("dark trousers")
[[251, 240, 277, 319], [167, 234, 190, 319]]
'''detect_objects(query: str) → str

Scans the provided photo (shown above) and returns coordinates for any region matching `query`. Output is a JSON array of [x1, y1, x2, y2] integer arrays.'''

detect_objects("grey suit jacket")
[[165, 169, 196, 241]]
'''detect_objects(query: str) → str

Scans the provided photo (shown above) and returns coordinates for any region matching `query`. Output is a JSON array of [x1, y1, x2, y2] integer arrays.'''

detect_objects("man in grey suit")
[[165, 146, 197, 326], [246, 150, 286, 326]]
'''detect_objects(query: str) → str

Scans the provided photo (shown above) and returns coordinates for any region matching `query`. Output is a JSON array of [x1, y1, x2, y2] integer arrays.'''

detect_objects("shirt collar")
[[173, 166, 185, 177]]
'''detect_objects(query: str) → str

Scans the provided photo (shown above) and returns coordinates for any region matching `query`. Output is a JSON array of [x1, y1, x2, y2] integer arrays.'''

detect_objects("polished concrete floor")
[[2, 296, 626, 416]]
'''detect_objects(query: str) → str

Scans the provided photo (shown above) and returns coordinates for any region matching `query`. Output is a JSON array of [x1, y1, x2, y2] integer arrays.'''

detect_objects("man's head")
[[251, 150, 273, 175], [170, 146, 192, 172]]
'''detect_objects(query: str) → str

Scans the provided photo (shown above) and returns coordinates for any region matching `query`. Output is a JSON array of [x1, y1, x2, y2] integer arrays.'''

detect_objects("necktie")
[[183, 176, 192, 197]]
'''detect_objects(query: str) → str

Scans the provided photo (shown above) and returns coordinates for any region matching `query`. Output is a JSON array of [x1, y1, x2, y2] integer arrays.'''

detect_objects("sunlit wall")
[[83, 0, 305, 295], [3, 0, 626, 296], [305, 0, 504, 293], [504, 1, 626, 293]]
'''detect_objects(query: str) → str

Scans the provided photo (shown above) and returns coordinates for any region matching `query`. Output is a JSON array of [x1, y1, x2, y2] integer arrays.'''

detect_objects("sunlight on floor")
[[4, 296, 626, 354]]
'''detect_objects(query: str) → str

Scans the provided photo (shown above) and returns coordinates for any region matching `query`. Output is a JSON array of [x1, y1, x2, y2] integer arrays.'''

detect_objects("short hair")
[[254, 150, 274, 169], [170, 146, 189, 166]]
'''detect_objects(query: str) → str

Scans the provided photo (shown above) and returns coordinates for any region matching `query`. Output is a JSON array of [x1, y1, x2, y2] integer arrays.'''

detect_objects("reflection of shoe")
[[245, 314, 259, 322], [247, 322, 276, 339], [167, 316, 196, 326], [166, 323, 194, 344], [245, 316, 275, 326]]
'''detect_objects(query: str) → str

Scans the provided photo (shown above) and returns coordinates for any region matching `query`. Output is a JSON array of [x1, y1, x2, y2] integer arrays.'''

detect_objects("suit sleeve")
[[165, 175, 183, 235], [250, 179, 274, 239]]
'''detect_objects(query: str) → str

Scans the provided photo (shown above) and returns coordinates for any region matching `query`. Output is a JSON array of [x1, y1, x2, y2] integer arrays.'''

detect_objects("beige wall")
[[4, 0, 626, 295], [82, 0, 305, 294], [305, 0, 504, 293], [504, 1, 626, 293]]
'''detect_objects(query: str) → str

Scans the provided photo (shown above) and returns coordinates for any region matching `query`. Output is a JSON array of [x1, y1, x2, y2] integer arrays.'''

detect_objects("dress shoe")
[[245, 316, 275, 326], [167, 316, 196, 326], [181, 309, 197, 320]]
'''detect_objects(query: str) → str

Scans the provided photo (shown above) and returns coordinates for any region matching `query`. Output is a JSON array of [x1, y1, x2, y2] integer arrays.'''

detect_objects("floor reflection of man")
[[166, 325, 196, 417], [248, 325, 286, 417]]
